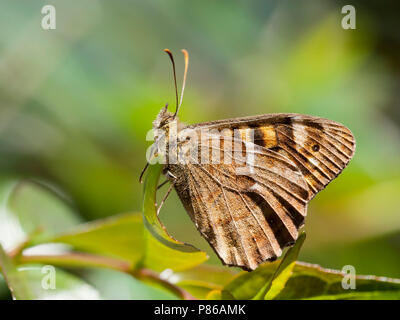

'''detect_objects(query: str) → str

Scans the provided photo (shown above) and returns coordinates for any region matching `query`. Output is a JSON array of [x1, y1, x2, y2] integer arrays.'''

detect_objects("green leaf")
[[255, 232, 306, 300], [172, 265, 237, 299], [224, 233, 306, 300], [141, 163, 207, 272], [83, 268, 178, 300], [20, 251, 132, 271], [224, 261, 278, 300], [18, 265, 101, 300], [204, 288, 236, 300], [0, 273, 11, 300], [0, 243, 33, 299], [224, 252, 400, 300], [206, 289, 222, 300], [277, 262, 400, 300], [0, 244, 100, 300], [52, 213, 145, 269], [0, 180, 81, 251]]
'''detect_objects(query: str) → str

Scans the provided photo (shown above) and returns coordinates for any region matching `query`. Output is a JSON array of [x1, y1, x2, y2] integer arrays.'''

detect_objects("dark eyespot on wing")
[[312, 144, 320, 152]]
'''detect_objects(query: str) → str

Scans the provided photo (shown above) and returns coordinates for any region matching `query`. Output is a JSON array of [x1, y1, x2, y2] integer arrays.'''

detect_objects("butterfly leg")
[[157, 180, 169, 190], [156, 183, 173, 216]]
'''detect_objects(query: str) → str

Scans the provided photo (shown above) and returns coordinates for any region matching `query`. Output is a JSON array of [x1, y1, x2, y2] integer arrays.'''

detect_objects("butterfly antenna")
[[163, 49, 179, 114], [139, 162, 149, 183], [175, 49, 189, 118]]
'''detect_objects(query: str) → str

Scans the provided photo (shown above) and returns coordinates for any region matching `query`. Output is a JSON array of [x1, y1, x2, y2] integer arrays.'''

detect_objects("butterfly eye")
[[312, 144, 320, 152]]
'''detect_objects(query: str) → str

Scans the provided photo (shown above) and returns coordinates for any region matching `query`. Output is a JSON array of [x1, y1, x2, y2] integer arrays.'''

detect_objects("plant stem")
[[16, 252, 196, 300]]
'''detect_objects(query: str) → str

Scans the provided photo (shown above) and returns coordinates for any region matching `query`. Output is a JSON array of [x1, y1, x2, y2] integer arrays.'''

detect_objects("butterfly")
[[140, 49, 356, 271]]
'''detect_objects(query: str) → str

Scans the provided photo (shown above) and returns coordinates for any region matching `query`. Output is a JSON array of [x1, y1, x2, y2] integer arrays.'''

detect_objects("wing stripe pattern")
[[199, 162, 294, 262], [280, 124, 346, 169], [169, 113, 355, 270], [278, 129, 333, 181], [170, 134, 309, 270], [186, 170, 217, 242], [209, 156, 308, 205], [207, 161, 304, 254], [187, 169, 243, 265], [273, 116, 355, 198], [196, 164, 274, 267], [239, 193, 281, 257]]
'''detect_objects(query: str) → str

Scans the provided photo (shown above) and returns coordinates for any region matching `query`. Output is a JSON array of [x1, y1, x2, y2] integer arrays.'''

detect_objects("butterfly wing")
[[169, 133, 309, 270], [186, 113, 356, 198]]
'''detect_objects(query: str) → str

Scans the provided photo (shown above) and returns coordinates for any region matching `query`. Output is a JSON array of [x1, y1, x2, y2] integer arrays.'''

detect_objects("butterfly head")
[[153, 103, 176, 130], [139, 49, 189, 183]]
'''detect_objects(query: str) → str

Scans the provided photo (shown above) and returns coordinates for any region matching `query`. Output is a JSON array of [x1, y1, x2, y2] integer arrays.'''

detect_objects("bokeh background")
[[1, 0, 399, 298]]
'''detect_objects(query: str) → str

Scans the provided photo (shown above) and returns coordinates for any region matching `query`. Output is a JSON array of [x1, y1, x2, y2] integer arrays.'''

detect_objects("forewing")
[[169, 133, 309, 270], [187, 113, 356, 198]]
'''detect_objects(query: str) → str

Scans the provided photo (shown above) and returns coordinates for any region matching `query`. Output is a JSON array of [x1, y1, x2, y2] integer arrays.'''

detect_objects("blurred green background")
[[1, 0, 400, 297]]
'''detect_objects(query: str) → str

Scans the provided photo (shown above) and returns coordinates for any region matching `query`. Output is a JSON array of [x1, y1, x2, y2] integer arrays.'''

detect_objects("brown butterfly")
[[140, 49, 356, 271]]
